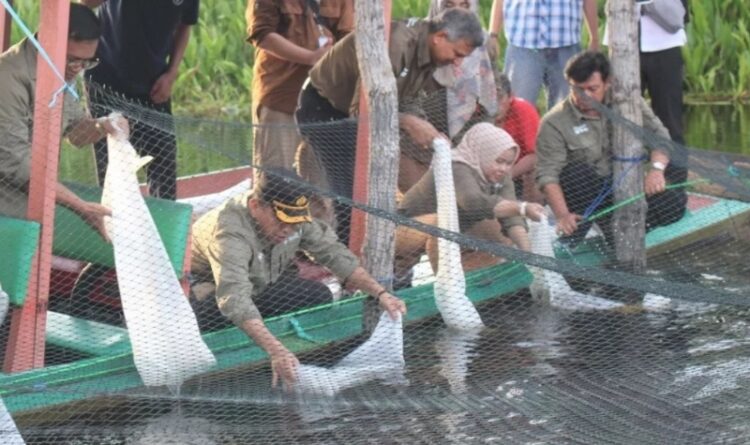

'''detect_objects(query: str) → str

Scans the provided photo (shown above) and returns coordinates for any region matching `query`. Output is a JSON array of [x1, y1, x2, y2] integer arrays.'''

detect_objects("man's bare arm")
[[240, 318, 299, 388]]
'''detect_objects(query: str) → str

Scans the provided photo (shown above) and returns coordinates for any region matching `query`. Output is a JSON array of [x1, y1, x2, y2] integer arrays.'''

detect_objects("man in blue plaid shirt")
[[489, 0, 599, 111]]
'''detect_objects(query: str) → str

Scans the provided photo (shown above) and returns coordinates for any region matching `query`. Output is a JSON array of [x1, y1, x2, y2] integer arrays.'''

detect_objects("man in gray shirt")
[[536, 51, 686, 244]]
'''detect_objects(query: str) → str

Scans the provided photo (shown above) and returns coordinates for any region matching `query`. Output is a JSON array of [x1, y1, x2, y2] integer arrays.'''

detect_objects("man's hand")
[[79, 201, 112, 242], [523, 202, 547, 222], [556, 212, 582, 236], [270, 347, 300, 390], [150, 70, 177, 104], [378, 292, 407, 320], [308, 39, 333, 65], [99, 114, 130, 140], [400, 114, 446, 149], [644, 169, 666, 196]]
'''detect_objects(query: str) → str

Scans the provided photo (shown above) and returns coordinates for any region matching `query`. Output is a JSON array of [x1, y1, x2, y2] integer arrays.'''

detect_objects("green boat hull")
[[0, 261, 532, 414]]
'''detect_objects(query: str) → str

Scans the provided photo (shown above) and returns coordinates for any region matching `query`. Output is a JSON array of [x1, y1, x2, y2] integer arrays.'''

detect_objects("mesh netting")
[[1, 79, 750, 445]]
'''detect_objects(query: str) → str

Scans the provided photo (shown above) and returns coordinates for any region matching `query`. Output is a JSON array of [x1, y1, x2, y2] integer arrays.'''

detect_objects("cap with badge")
[[255, 169, 312, 224]]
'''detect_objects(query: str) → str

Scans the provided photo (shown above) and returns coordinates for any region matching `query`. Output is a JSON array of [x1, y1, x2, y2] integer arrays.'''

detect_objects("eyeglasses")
[[66, 56, 100, 70]]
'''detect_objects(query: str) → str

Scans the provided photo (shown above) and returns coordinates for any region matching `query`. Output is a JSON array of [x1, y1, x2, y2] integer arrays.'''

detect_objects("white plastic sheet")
[[529, 216, 672, 311], [436, 327, 482, 394], [432, 138, 484, 330], [102, 126, 215, 387], [528, 216, 624, 311], [296, 312, 405, 396], [0, 398, 24, 445], [178, 179, 249, 218]]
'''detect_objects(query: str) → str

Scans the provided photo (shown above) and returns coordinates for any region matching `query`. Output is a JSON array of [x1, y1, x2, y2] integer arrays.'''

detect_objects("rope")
[[585, 179, 708, 223], [581, 154, 648, 220], [0, 0, 79, 104]]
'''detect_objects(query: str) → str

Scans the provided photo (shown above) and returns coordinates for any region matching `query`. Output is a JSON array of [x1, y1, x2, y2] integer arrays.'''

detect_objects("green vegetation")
[[7, 0, 748, 120], [4, 0, 748, 178], [682, 0, 750, 102]]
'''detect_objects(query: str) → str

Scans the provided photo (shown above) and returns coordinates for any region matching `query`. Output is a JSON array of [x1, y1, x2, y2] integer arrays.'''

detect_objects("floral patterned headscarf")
[[428, 0, 498, 138]]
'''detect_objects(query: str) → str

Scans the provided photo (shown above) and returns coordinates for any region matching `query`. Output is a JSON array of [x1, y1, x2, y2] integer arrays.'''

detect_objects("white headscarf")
[[452, 123, 518, 183], [428, 0, 498, 138]]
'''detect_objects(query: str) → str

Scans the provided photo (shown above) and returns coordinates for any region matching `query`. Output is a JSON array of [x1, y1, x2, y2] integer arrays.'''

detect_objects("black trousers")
[[86, 64, 178, 200], [640, 46, 689, 228], [190, 271, 334, 332], [559, 162, 687, 246], [295, 82, 358, 246], [641, 46, 685, 146]]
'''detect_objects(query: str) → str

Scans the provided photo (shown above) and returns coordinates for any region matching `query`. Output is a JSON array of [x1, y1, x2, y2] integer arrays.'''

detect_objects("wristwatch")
[[651, 161, 666, 171]]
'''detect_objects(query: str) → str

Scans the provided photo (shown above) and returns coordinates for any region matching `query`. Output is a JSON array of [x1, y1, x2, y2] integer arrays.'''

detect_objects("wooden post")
[[350, 1, 393, 259], [0, 0, 11, 52], [353, 0, 399, 330], [606, 0, 646, 300], [4, 2, 70, 372]]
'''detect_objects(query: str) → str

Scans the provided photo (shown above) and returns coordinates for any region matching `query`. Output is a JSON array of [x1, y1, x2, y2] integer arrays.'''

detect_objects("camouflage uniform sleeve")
[[300, 220, 359, 280], [0, 74, 32, 188], [535, 116, 569, 189], [205, 226, 263, 325]]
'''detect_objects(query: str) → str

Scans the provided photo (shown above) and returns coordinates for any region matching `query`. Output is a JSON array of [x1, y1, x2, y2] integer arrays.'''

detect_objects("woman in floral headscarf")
[[395, 123, 545, 282]]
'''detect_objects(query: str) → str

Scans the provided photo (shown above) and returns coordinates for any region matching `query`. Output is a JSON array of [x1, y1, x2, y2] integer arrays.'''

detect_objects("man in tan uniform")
[[536, 51, 686, 245], [246, 0, 354, 183], [191, 169, 406, 389], [0, 3, 127, 240], [295, 7, 485, 245]]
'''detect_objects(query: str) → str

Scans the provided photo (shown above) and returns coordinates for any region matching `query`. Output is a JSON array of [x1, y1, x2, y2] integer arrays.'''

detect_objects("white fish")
[[102, 113, 215, 387]]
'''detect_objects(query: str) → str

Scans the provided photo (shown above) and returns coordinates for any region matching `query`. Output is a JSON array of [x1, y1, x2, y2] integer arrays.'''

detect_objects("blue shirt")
[[503, 0, 584, 49], [94, 0, 199, 94]]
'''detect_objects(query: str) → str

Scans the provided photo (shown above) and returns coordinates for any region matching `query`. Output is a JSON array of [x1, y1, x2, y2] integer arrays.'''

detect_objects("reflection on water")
[[685, 105, 750, 154], [20, 106, 750, 442], [19, 283, 750, 444]]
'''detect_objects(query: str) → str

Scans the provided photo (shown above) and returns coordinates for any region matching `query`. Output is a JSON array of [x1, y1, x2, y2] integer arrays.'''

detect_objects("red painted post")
[[349, 1, 393, 256], [0, 1, 11, 52], [3, 2, 70, 373]]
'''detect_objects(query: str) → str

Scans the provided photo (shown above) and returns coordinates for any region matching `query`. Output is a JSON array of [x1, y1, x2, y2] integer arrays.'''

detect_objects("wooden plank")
[[173, 166, 251, 199], [645, 195, 750, 257], [0, 217, 40, 306], [4, 1, 70, 373], [45, 312, 129, 356], [555, 194, 750, 262]]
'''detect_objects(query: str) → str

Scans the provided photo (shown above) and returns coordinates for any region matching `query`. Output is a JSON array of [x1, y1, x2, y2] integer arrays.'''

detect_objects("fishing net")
[[1, 73, 750, 445]]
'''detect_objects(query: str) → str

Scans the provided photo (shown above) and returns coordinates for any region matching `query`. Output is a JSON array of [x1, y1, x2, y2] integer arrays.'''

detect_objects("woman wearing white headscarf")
[[395, 123, 544, 279]]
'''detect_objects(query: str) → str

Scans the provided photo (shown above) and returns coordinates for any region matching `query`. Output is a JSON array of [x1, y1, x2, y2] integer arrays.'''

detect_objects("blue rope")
[[0, 0, 79, 105], [289, 317, 322, 344], [581, 154, 648, 220]]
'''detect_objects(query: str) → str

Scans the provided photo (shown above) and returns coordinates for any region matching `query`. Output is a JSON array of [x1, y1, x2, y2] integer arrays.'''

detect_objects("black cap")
[[255, 168, 312, 224]]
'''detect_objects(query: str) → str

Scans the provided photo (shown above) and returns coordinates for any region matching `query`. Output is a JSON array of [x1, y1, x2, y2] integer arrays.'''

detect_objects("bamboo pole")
[[606, 0, 647, 301]]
